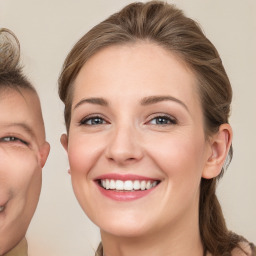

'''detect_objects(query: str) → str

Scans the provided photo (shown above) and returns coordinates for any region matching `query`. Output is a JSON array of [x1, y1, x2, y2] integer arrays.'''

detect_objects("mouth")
[[0, 205, 5, 213], [98, 179, 160, 191], [94, 174, 161, 201]]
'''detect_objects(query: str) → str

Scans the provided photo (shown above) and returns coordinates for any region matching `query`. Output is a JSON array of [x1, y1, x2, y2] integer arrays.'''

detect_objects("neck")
[[100, 210, 203, 256], [3, 238, 28, 256]]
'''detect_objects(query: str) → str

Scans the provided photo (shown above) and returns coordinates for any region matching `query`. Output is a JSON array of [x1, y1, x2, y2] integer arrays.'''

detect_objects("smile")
[[99, 179, 159, 191], [95, 174, 161, 201], [0, 205, 5, 212]]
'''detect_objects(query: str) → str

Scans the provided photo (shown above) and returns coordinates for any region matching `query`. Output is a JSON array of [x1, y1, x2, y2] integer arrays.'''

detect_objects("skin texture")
[[61, 42, 232, 256], [0, 88, 50, 255]]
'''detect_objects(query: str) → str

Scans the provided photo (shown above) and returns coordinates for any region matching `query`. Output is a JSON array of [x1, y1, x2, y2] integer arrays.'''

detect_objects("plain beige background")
[[1, 0, 255, 255]]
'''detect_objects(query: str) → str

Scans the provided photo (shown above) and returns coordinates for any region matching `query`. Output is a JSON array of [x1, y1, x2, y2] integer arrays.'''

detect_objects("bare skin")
[[0, 88, 50, 255], [61, 42, 232, 256]]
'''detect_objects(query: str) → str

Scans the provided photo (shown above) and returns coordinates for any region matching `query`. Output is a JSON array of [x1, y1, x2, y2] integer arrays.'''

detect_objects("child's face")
[[0, 88, 49, 254]]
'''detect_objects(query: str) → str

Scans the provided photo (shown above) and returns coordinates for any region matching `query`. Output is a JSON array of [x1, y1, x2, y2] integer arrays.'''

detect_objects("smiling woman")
[[58, 1, 255, 256]]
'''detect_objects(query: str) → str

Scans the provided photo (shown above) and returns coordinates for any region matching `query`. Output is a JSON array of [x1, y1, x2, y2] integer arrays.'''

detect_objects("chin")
[[0, 229, 25, 255], [97, 218, 151, 238]]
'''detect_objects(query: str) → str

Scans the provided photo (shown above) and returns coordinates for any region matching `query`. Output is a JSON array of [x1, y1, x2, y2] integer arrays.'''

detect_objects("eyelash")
[[0, 136, 29, 145], [79, 114, 177, 126], [147, 114, 177, 126], [80, 115, 107, 126]]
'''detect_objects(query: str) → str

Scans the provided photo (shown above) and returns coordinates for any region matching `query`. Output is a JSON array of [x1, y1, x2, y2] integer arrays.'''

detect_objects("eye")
[[148, 115, 177, 125], [0, 136, 28, 145], [80, 116, 107, 126]]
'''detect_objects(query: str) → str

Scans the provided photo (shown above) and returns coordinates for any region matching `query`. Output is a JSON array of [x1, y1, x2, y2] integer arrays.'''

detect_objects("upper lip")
[[95, 173, 160, 181]]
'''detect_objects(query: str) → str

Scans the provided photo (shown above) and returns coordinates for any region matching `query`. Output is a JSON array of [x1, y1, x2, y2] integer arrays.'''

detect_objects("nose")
[[105, 125, 144, 165]]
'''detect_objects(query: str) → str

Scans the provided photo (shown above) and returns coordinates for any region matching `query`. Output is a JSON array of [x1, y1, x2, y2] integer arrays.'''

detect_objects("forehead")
[[0, 88, 45, 145], [73, 42, 199, 108]]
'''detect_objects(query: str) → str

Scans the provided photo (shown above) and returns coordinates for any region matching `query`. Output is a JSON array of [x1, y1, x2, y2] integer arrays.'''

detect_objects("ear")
[[202, 124, 232, 179], [60, 134, 71, 175], [39, 141, 50, 168], [60, 133, 68, 152]]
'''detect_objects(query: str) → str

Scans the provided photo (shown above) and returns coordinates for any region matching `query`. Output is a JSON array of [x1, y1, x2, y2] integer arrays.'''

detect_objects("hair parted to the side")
[[0, 28, 35, 92], [58, 1, 252, 255]]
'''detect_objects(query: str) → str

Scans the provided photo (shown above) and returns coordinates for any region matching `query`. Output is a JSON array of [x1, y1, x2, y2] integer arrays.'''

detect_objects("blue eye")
[[149, 115, 177, 125], [80, 116, 107, 125], [1, 136, 28, 145]]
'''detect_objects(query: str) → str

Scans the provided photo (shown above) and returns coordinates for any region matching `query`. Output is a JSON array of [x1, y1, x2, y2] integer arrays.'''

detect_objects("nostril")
[[107, 156, 137, 164], [105, 131, 144, 164], [127, 157, 136, 161]]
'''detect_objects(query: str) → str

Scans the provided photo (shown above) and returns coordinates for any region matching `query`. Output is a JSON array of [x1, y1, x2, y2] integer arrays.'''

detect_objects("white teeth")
[[116, 180, 124, 190], [106, 179, 110, 190], [110, 179, 115, 189], [140, 180, 146, 190], [133, 180, 140, 190], [100, 179, 158, 191], [0, 206, 4, 212], [124, 180, 133, 191], [146, 181, 152, 190]]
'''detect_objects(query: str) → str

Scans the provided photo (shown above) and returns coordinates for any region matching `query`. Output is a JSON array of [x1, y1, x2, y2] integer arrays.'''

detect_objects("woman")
[[58, 1, 255, 255]]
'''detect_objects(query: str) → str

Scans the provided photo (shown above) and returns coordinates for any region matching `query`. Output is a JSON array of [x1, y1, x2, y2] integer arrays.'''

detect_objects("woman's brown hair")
[[58, 1, 254, 255]]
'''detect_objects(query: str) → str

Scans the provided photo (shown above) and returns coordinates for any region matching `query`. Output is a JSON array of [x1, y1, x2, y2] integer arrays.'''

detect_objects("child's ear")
[[202, 124, 232, 179], [60, 133, 68, 152], [39, 142, 50, 168]]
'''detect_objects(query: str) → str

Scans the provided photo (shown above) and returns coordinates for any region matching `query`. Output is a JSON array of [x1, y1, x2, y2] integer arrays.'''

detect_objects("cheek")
[[68, 133, 104, 176], [67, 134, 105, 216], [0, 151, 40, 195], [147, 132, 207, 185], [144, 133, 207, 222], [14, 157, 42, 197]]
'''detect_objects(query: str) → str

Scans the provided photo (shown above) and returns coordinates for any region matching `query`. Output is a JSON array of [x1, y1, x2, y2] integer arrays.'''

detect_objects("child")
[[0, 28, 50, 256]]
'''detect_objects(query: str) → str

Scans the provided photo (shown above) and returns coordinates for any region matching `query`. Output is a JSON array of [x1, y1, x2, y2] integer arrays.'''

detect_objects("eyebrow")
[[74, 97, 108, 109], [0, 123, 35, 138], [73, 95, 189, 112], [140, 95, 189, 111]]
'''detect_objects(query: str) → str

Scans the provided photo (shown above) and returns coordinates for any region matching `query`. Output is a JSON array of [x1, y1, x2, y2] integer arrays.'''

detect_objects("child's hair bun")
[[0, 28, 20, 74]]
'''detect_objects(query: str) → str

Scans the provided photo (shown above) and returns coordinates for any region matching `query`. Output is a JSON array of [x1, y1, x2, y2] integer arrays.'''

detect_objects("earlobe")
[[60, 133, 68, 152], [40, 142, 50, 168], [202, 124, 232, 179]]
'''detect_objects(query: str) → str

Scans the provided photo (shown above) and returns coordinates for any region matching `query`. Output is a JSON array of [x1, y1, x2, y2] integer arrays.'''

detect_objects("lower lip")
[[96, 183, 157, 201]]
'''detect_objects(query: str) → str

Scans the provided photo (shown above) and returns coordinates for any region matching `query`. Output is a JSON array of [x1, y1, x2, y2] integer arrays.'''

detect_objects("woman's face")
[[63, 42, 213, 238]]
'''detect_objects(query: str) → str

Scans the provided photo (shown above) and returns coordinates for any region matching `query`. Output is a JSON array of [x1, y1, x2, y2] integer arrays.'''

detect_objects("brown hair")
[[0, 28, 35, 92], [58, 1, 252, 255]]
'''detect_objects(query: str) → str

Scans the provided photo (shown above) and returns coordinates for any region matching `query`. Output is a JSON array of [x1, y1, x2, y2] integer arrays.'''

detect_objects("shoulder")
[[231, 241, 256, 256]]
